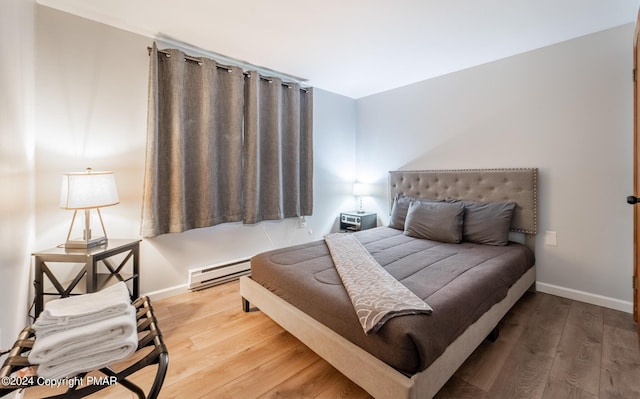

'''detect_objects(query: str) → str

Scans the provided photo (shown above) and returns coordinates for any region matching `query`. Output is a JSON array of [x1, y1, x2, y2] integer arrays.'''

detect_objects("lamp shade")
[[60, 170, 119, 210], [352, 182, 371, 197]]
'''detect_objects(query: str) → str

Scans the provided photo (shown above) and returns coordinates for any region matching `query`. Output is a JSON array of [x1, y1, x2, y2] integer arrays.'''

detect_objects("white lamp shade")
[[60, 170, 120, 210], [352, 182, 371, 197]]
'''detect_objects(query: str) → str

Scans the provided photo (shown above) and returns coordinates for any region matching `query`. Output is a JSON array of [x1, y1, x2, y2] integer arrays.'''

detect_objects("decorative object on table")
[[340, 211, 377, 232], [60, 167, 119, 248], [352, 182, 371, 214], [28, 282, 137, 380]]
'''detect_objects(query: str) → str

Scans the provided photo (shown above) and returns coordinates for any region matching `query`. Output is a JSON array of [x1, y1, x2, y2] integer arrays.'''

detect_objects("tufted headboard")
[[388, 168, 538, 234]]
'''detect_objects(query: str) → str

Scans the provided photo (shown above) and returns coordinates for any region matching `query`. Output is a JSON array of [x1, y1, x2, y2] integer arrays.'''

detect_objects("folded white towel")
[[29, 305, 137, 369], [35, 325, 138, 380], [33, 282, 132, 338]]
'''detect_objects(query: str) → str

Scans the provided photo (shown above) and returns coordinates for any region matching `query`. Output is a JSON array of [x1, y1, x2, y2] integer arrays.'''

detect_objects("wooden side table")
[[32, 239, 141, 317]]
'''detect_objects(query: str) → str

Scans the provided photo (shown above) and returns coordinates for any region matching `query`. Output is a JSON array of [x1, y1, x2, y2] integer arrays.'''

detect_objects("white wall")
[[3, 6, 633, 347], [356, 24, 635, 311], [32, 6, 357, 299], [0, 0, 35, 350]]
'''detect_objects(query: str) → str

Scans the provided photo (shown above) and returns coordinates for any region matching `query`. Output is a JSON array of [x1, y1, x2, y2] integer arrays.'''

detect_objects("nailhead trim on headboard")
[[388, 168, 538, 234]]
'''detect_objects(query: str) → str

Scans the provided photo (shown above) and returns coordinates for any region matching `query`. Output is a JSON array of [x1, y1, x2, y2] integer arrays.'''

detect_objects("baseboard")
[[536, 282, 633, 313], [141, 281, 634, 314], [143, 283, 188, 302]]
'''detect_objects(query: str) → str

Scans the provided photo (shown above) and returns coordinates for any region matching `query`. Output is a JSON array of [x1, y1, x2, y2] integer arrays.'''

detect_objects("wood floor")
[[23, 280, 640, 399]]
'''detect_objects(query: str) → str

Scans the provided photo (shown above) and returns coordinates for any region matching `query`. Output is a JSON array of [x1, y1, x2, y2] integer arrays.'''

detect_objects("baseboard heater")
[[188, 258, 251, 291]]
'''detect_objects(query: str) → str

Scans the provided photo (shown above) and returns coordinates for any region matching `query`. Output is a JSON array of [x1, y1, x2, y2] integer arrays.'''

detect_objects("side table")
[[32, 239, 141, 317]]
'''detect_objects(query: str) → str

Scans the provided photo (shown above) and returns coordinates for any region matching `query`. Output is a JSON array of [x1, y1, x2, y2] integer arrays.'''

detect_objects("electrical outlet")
[[545, 231, 558, 246]]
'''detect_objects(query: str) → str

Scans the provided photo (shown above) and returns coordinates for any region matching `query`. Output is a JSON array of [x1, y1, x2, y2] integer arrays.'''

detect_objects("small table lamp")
[[352, 182, 371, 214], [60, 168, 119, 248]]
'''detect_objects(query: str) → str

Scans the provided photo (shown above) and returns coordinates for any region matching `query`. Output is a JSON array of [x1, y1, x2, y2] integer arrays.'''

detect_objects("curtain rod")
[[151, 36, 308, 82], [147, 47, 309, 91]]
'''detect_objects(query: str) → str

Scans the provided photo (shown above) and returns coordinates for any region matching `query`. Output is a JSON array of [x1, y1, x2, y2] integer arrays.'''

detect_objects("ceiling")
[[37, 0, 639, 99]]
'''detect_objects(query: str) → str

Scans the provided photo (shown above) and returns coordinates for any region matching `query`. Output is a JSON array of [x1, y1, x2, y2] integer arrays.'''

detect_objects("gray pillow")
[[389, 194, 442, 230], [403, 200, 465, 243], [462, 201, 516, 246], [389, 194, 413, 230]]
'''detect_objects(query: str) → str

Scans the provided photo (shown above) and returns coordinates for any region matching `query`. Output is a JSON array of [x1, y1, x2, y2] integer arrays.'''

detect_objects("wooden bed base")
[[240, 266, 536, 399]]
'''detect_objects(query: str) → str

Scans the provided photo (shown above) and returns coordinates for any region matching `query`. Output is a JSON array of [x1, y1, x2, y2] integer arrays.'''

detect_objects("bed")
[[240, 168, 538, 399]]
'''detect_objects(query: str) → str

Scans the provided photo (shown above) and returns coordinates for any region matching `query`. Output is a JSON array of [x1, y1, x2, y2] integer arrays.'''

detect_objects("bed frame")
[[240, 168, 538, 399]]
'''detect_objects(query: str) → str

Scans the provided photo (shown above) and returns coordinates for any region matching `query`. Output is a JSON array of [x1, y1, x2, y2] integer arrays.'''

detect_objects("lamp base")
[[64, 236, 107, 249], [64, 209, 110, 249]]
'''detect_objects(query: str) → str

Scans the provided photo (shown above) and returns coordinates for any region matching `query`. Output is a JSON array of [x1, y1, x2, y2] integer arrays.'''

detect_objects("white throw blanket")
[[324, 233, 433, 334], [29, 305, 138, 379], [33, 282, 132, 338]]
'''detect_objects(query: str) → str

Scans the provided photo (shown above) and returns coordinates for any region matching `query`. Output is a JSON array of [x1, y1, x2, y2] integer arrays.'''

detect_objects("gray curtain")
[[142, 45, 313, 237], [243, 73, 313, 223], [142, 44, 245, 237]]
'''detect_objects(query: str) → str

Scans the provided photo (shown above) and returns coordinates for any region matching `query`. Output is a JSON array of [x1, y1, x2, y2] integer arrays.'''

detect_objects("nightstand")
[[32, 239, 141, 317], [339, 211, 377, 232]]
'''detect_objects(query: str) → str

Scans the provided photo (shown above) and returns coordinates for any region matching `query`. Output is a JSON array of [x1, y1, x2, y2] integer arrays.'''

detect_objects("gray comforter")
[[250, 226, 534, 375]]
